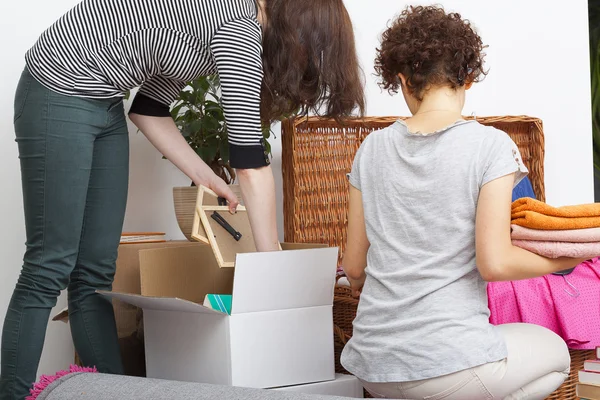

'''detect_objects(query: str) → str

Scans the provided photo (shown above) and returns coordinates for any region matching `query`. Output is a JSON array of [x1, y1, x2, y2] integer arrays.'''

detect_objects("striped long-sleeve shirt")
[[25, 0, 269, 168]]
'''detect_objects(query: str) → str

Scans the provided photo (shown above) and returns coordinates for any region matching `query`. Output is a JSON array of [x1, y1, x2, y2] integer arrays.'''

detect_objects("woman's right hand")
[[348, 273, 366, 298], [208, 174, 239, 214]]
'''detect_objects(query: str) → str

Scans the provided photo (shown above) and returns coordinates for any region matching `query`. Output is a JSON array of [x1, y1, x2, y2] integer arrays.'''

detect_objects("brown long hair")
[[260, 0, 365, 123]]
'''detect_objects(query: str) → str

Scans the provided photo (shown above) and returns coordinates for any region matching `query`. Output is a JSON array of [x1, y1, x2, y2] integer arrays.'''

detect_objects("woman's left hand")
[[348, 273, 366, 298]]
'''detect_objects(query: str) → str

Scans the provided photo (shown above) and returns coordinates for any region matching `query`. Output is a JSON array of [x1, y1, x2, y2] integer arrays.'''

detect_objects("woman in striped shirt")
[[0, 1, 364, 398]]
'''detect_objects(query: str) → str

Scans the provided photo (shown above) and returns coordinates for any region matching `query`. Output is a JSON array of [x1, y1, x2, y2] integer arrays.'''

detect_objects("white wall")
[[344, 0, 594, 206], [0, 0, 592, 375]]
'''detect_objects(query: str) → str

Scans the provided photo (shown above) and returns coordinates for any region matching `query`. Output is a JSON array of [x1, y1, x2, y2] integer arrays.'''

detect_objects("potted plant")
[[171, 75, 275, 240]]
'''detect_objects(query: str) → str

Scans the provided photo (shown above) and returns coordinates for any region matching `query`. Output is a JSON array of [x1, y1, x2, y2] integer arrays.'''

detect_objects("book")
[[580, 370, 600, 386], [120, 232, 166, 244], [577, 383, 600, 399], [586, 360, 600, 373]]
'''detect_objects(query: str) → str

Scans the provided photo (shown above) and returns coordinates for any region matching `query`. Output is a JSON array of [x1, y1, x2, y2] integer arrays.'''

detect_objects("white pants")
[[360, 324, 570, 400]]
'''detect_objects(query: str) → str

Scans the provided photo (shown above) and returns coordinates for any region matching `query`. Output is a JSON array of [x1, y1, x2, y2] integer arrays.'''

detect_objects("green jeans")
[[0, 68, 127, 400]]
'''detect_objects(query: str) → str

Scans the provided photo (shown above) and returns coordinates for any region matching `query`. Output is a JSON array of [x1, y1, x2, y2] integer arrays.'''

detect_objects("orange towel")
[[511, 198, 600, 218], [511, 211, 600, 230]]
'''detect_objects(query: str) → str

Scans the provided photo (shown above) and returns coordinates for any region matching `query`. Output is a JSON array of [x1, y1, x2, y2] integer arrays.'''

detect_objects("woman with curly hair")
[[341, 6, 577, 400]]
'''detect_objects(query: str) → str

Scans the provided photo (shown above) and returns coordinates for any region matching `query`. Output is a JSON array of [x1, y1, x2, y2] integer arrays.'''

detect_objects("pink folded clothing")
[[512, 240, 600, 259], [511, 224, 600, 243], [488, 258, 600, 349]]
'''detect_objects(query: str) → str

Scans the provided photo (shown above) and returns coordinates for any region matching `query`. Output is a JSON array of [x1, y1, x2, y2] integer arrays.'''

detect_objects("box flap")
[[113, 241, 198, 295], [99, 291, 227, 316], [231, 247, 337, 314], [52, 307, 69, 323], [139, 245, 230, 304]]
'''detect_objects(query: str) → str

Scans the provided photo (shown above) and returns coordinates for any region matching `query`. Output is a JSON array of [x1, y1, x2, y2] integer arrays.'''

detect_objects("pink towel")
[[488, 258, 600, 349], [512, 240, 600, 259], [511, 224, 600, 243]]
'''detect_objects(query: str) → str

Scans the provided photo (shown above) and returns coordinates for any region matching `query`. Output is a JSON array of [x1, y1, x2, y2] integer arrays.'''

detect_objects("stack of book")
[[578, 347, 600, 399]]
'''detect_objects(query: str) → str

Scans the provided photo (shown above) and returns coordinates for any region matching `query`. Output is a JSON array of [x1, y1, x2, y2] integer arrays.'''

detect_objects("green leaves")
[[199, 142, 219, 163], [219, 137, 230, 164], [170, 75, 228, 167], [201, 113, 222, 133], [204, 100, 224, 120], [169, 74, 297, 177], [262, 122, 273, 156]]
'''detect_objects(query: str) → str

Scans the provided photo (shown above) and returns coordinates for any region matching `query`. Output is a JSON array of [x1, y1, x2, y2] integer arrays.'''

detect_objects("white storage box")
[[100, 245, 338, 389]]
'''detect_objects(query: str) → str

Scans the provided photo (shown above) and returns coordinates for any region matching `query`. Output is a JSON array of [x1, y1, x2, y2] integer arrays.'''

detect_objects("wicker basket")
[[281, 115, 586, 400]]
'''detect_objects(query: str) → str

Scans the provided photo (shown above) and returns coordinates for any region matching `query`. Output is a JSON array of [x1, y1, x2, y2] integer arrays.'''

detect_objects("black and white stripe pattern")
[[25, 0, 267, 167]]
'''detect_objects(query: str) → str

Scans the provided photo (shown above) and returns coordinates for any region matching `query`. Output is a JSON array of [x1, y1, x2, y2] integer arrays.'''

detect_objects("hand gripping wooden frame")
[[191, 186, 256, 268]]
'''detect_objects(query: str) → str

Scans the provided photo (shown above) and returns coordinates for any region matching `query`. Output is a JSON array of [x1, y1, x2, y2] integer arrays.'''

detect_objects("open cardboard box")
[[112, 241, 199, 336], [99, 242, 338, 389]]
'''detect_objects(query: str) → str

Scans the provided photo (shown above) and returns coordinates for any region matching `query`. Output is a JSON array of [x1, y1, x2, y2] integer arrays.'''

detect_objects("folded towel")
[[512, 240, 600, 259], [511, 225, 600, 243], [512, 198, 600, 218], [511, 211, 600, 230]]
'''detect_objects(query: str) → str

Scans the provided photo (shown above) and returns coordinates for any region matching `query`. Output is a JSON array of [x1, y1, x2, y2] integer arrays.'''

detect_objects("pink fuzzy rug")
[[27, 364, 97, 400]]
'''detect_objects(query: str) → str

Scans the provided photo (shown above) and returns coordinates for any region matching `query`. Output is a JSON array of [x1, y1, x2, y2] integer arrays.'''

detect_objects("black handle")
[[211, 211, 242, 241]]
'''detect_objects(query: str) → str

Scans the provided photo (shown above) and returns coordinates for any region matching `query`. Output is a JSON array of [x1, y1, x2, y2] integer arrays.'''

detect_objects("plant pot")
[[173, 186, 199, 241]]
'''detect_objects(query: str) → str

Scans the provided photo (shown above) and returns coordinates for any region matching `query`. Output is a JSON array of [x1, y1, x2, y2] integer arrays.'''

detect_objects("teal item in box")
[[204, 294, 232, 315]]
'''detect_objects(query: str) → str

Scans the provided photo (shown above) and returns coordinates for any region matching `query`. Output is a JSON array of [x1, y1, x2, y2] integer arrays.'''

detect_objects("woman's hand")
[[348, 272, 366, 298], [207, 174, 239, 214]]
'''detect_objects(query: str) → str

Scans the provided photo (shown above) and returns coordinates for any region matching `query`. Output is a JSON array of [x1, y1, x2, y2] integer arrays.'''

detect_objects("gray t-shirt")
[[340, 120, 528, 383]]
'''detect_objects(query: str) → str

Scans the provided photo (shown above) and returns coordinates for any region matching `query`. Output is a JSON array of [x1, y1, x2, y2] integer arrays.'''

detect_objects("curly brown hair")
[[260, 0, 365, 123], [375, 5, 487, 100]]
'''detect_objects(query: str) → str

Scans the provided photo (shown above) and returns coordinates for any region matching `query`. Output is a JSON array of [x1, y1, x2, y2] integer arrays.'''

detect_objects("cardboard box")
[[113, 241, 199, 337], [273, 374, 364, 397], [100, 244, 338, 389]]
